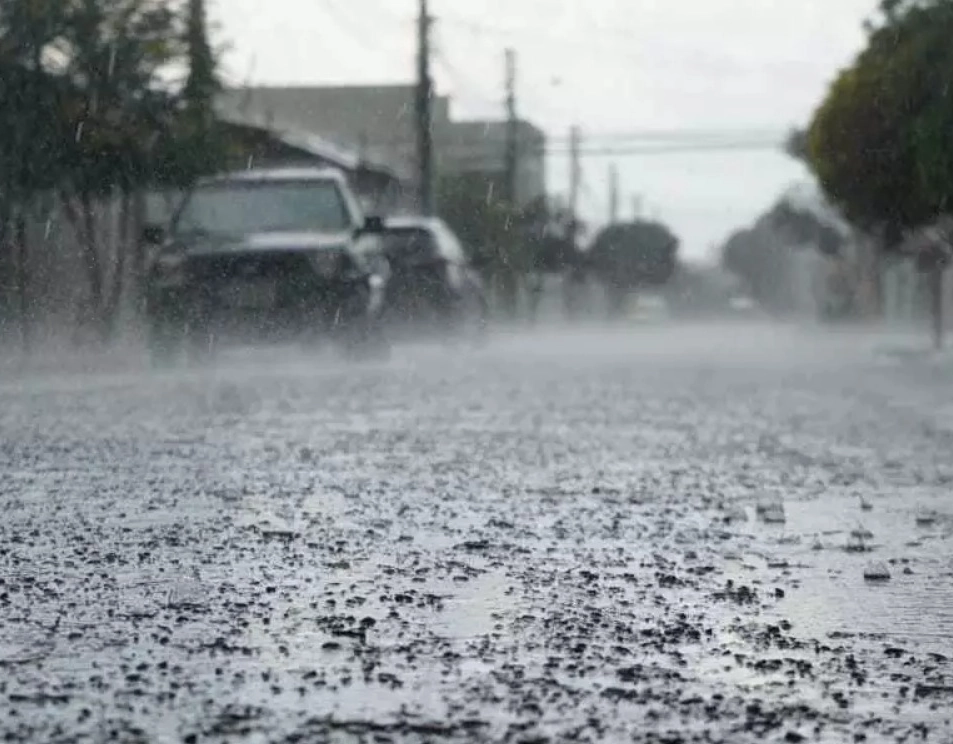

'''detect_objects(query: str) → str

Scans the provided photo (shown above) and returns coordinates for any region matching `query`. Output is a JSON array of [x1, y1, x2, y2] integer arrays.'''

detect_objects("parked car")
[[380, 216, 488, 342], [142, 167, 391, 363], [626, 292, 671, 323]]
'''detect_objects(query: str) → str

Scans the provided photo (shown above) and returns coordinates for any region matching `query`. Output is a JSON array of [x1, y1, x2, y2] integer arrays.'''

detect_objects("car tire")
[[146, 300, 186, 367], [454, 295, 489, 348], [340, 316, 391, 362], [185, 316, 218, 364]]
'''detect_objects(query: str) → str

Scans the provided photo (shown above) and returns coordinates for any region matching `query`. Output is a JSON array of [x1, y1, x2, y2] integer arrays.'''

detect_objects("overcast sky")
[[210, 0, 877, 260]]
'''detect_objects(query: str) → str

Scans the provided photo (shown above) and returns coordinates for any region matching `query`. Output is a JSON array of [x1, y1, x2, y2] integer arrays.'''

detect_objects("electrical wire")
[[431, 41, 501, 111], [543, 140, 785, 156], [545, 128, 788, 144]]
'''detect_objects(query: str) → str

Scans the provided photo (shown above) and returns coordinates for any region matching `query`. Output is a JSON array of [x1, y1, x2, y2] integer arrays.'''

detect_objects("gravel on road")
[[1, 324, 952, 743]]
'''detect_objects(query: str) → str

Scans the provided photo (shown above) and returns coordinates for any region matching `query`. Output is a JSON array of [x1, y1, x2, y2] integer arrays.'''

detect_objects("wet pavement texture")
[[1, 324, 952, 743]]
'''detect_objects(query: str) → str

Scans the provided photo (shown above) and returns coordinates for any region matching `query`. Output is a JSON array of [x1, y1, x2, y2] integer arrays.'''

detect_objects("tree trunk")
[[62, 193, 104, 342], [931, 265, 944, 351], [101, 192, 132, 341], [14, 209, 30, 354], [0, 200, 12, 340], [129, 190, 149, 321], [496, 270, 520, 320]]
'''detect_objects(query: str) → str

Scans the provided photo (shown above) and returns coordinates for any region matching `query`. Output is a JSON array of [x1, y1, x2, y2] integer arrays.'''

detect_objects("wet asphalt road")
[[1, 323, 953, 743]]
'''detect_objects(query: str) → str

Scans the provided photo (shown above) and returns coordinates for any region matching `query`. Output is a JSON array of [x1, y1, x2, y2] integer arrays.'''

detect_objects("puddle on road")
[[740, 489, 953, 655], [426, 569, 514, 639]]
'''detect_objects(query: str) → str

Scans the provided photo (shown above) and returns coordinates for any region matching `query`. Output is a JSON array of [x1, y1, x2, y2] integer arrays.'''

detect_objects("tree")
[[784, 128, 809, 163], [51, 0, 188, 339], [154, 0, 226, 189], [588, 220, 679, 317], [805, 0, 953, 343], [767, 200, 846, 257], [0, 0, 72, 346], [437, 174, 528, 319], [806, 1, 952, 243], [588, 220, 678, 288]]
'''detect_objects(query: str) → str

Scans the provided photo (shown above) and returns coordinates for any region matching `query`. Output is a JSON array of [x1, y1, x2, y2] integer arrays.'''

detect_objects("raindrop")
[[756, 498, 786, 524], [863, 562, 890, 582], [915, 508, 938, 527]]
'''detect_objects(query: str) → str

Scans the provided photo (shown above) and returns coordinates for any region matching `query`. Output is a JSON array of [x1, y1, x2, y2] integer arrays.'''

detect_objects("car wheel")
[[455, 295, 489, 348], [186, 319, 218, 364], [181, 299, 218, 364], [146, 301, 185, 367], [340, 316, 391, 362]]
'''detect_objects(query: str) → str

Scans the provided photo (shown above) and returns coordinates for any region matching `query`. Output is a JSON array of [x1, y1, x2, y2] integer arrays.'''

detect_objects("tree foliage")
[[437, 175, 523, 273], [0, 0, 226, 338], [588, 220, 679, 290], [806, 0, 953, 248]]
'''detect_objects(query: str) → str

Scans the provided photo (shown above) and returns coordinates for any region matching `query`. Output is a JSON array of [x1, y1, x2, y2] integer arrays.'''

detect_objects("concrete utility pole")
[[569, 125, 581, 221], [416, 0, 434, 215], [632, 194, 643, 220], [504, 48, 518, 207], [608, 163, 619, 223], [564, 125, 584, 322]]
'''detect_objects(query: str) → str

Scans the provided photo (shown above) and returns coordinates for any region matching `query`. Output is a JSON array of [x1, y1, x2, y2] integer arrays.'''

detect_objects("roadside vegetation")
[[0, 0, 224, 348], [800, 0, 953, 345]]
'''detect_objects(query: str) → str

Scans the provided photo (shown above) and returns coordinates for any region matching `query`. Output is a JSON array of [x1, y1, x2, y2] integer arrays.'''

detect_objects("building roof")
[[218, 84, 449, 160], [216, 104, 409, 182], [202, 166, 350, 185]]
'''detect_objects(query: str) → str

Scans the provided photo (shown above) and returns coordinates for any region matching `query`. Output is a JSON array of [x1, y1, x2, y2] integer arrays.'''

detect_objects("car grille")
[[188, 252, 317, 282]]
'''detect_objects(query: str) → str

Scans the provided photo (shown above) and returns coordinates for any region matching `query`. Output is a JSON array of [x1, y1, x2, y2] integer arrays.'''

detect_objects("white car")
[[627, 293, 670, 323]]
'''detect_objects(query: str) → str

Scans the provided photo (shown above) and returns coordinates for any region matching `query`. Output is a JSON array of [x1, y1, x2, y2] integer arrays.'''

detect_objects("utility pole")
[[564, 125, 583, 322], [632, 194, 642, 220], [416, 0, 434, 215], [569, 125, 581, 224], [503, 48, 518, 207], [608, 163, 619, 223]]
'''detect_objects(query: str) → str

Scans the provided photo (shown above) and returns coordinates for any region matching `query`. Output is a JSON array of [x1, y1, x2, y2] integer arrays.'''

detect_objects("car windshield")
[[176, 179, 352, 235]]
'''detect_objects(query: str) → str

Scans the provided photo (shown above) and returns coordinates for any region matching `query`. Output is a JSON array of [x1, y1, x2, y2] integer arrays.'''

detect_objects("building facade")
[[216, 84, 548, 211]]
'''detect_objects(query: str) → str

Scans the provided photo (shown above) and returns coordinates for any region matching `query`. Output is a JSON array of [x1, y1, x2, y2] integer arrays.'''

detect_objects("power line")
[[439, 12, 642, 47], [544, 140, 785, 156], [431, 45, 500, 110], [545, 128, 788, 144], [443, 140, 784, 163]]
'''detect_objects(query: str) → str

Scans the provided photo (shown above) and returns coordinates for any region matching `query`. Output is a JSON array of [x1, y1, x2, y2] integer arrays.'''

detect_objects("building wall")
[[218, 86, 547, 210], [218, 85, 449, 181], [437, 120, 547, 206]]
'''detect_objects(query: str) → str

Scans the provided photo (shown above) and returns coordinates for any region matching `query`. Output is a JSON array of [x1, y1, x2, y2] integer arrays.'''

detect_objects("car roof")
[[199, 167, 349, 187], [384, 215, 445, 232]]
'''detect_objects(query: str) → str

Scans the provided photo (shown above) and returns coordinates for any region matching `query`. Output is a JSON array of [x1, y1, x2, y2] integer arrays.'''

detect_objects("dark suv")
[[143, 168, 391, 362], [380, 216, 488, 342]]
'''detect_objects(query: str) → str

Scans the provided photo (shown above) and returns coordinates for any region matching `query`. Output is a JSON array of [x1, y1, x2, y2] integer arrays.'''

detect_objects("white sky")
[[210, 0, 876, 260]]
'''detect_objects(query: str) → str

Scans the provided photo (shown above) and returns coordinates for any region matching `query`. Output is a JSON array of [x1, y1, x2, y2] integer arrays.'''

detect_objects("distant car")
[[726, 294, 764, 318], [380, 216, 488, 342], [142, 167, 391, 362], [627, 292, 671, 323]]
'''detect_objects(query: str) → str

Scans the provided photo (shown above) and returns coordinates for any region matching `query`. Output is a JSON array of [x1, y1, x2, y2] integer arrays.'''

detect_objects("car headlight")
[[309, 249, 344, 278]]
